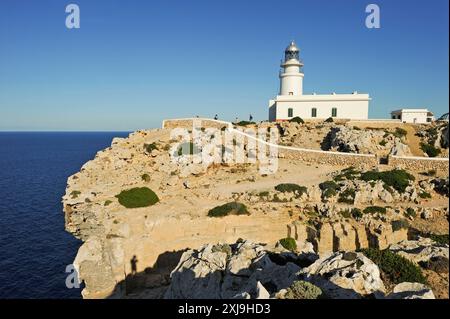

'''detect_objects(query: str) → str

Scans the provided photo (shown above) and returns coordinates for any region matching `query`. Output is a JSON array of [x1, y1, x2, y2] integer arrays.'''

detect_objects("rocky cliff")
[[62, 123, 449, 298]]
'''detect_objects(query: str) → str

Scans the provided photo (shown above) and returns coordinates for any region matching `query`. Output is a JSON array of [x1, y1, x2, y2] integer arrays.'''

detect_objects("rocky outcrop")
[[164, 240, 435, 299], [389, 237, 449, 264], [165, 241, 301, 299], [326, 126, 411, 156], [298, 251, 385, 299], [287, 220, 408, 255], [387, 282, 435, 299]]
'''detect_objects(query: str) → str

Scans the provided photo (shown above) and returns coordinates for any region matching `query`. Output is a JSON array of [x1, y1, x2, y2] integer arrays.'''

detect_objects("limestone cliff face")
[[63, 123, 445, 298], [62, 129, 296, 298]]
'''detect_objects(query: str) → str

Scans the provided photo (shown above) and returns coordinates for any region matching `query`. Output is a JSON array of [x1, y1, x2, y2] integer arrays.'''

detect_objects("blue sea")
[[0, 132, 130, 299]]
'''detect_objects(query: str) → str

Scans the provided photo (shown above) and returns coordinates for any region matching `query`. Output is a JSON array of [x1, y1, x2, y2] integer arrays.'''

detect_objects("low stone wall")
[[389, 155, 449, 172], [279, 148, 378, 167], [162, 118, 449, 171], [162, 118, 230, 130]]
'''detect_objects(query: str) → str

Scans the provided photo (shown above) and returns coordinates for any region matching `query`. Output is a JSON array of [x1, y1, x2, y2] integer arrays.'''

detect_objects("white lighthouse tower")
[[269, 41, 370, 121], [279, 41, 304, 96]]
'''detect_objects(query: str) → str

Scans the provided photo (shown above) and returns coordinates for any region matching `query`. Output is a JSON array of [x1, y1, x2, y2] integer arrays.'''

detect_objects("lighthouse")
[[279, 41, 304, 96], [269, 41, 370, 121]]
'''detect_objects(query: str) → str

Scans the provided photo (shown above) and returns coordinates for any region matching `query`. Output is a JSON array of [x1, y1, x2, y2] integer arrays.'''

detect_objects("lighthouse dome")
[[285, 41, 299, 52]]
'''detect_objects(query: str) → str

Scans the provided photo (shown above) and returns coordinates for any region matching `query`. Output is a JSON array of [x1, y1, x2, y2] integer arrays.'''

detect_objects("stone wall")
[[389, 155, 449, 172], [279, 148, 378, 167]]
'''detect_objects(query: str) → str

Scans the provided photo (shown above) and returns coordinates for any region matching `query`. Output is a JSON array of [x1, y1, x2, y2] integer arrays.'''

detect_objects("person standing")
[[214, 114, 218, 120], [249, 114, 253, 122]]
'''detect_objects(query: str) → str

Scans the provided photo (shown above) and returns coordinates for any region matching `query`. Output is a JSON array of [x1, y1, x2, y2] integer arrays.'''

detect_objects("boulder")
[[298, 251, 385, 299], [389, 237, 449, 264], [387, 282, 435, 299]]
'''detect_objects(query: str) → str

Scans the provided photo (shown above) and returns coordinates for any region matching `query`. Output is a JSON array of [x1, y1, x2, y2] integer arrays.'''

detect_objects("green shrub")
[[207, 202, 249, 217], [319, 180, 340, 199], [275, 183, 307, 196], [379, 140, 387, 146], [420, 142, 441, 157], [257, 191, 270, 197], [427, 233, 449, 245], [351, 208, 363, 219], [235, 121, 255, 126], [284, 281, 323, 299], [353, 126, 361, 130], [340, 209, 352, 219], [141, 173, 151, 182], [289, 116, 304, 124], [360, 248, 427, 285], [393, 127, 407, 139], [279, 237, 297, 251], [324, 117, 334, 123], [405, 207, 416, 218], [115, 187, 159, 208], [104, 200, 113, 206], [144, 142, 158, 153], [418, 191, 431, 199], [391, 219, 409, 232], [70, 190, 81, 199], [421, 169, 437, 177], [360, 169, 414, 193], [363, 206, 387, 214], [333, 167, 360, 181], [338, 188, 356, 204]]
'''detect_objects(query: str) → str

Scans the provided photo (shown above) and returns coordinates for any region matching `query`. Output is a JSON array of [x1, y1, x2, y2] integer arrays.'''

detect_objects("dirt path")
[[404, 124, 423, 156]]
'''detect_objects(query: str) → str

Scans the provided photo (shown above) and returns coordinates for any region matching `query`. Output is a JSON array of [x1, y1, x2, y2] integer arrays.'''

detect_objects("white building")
[[269, 41, 370, 121], [390, 109, 434, 124]]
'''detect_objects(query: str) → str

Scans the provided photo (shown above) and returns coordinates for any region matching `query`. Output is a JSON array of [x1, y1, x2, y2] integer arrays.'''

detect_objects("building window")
[[311, 108, 317, 118], [332, 108, 337, 117], [288, 108, 293, 117], [288, 92, 293, 95]]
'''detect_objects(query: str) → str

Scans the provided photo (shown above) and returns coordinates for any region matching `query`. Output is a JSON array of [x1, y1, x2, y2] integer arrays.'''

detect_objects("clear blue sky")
[[0, 0, 448, 131]]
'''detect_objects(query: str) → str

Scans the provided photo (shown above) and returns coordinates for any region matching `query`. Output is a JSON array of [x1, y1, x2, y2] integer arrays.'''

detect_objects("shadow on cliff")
[[107, 249, 187, 299], [107, 248, 372, 299]]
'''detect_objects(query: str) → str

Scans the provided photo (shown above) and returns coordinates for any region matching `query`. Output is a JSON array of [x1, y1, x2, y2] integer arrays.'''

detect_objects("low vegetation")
[[333, 167, 360, 181], [235, 121, 256, 126], [405, 207, 416, 218], [275, 183, 307, 196], [319, 180, 340, 199], [104, 200, 113, 206], [337, 188, 356, 204], [284, 280, 323, 299], [324, 117, 334, 123], [360, 169, 415, 193], [427, 233, 449, 245], [279, 237, 297, 251], [363, 206, 387, 215], [144, 142, 158, 153], [360, 248, 427, 285], [115, 187, 159, 208], [207, 202, 249, 217], [391, 219, 409, 232], [418, 191, 431, 199], [70, 190, 81, 199], [141, 173, 151, 182], [393, 127, 407, 139], [420, 142, 441, 157], [289, 116, 304, 124]]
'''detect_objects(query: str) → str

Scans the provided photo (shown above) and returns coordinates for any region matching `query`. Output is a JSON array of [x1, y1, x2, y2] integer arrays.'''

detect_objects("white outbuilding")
[[269, 41, 370, 121], [390, 109, 434, 124]]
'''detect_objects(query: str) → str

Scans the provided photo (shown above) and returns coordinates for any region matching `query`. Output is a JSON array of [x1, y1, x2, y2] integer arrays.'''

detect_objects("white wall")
[[274, 98, 369, 120], [399, 112, 429, 124]]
